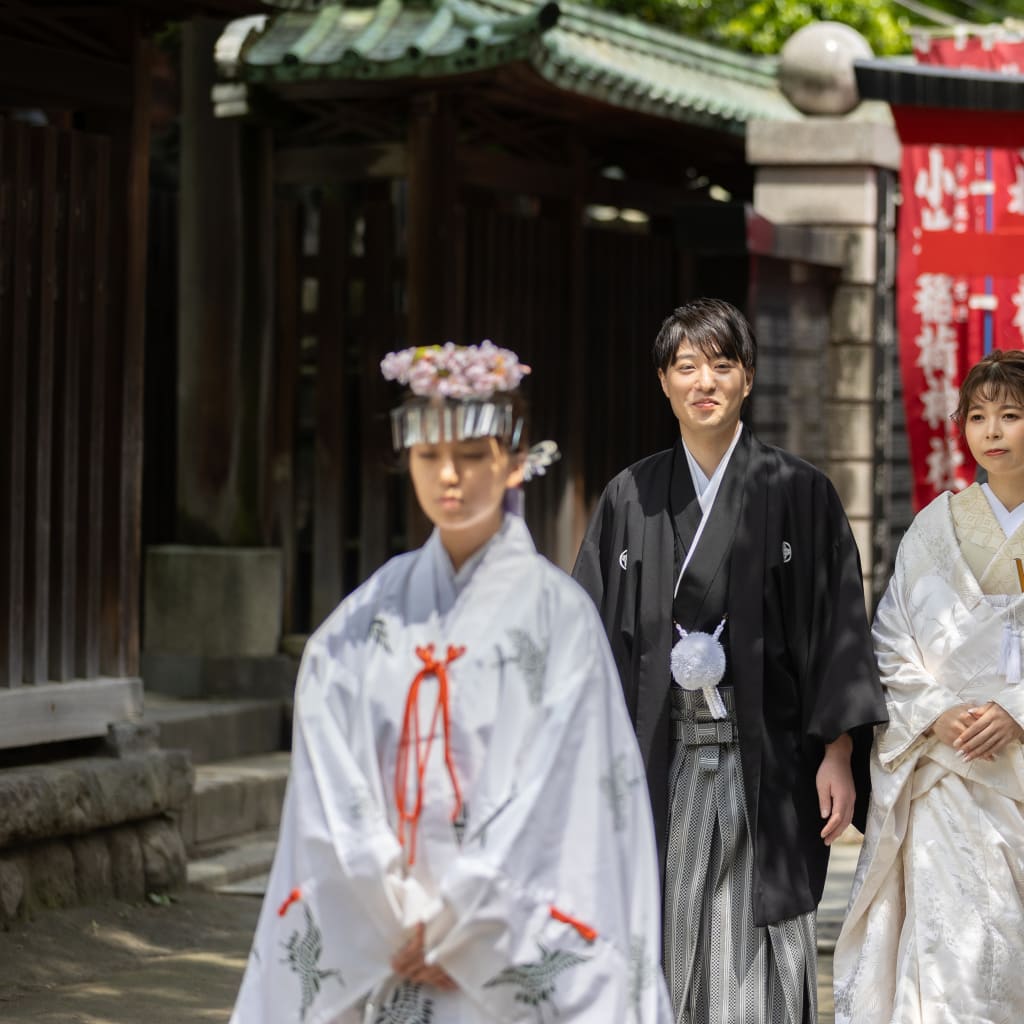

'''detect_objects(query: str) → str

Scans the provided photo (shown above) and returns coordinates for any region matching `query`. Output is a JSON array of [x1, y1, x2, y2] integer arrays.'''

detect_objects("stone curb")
[[187, 830, 278, 891], [0, 751, 193, 849]]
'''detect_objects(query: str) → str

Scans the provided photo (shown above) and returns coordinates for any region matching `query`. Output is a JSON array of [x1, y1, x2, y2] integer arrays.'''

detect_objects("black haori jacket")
[[573, 428, 887, 926]]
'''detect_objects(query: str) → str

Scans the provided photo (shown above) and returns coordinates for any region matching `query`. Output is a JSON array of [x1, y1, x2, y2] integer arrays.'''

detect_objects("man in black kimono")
[[573, 298, 886, 1024]]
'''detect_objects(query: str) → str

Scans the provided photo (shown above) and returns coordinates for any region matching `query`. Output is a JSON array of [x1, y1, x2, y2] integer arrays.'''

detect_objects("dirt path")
[[0, 889, 260, 1024], [0, 888, 835, 1023]]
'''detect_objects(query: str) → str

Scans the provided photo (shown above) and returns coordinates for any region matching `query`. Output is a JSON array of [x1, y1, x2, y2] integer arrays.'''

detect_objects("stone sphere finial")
[[778, 21, 874, 116]]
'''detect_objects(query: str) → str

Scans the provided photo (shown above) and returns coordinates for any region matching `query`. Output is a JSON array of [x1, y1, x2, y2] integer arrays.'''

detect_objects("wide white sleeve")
[[425, 593, 672, 1023], [230, 640, 430, 1024], [872, 541, 965, 768]]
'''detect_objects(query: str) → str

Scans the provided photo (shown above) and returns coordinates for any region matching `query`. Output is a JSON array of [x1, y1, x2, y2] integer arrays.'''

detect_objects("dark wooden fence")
[[0, 117, 143, 740], [268, 182, 679, 634]]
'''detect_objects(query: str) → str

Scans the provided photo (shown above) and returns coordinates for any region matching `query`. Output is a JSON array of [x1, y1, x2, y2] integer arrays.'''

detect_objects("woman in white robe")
[[834, 349, 1024, 1024], [230, 342, 672, 1024]]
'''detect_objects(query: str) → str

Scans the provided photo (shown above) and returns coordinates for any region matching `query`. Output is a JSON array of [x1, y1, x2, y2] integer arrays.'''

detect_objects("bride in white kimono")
[[230, 342, 672, 1024], [834, 349, 1024, 1024]]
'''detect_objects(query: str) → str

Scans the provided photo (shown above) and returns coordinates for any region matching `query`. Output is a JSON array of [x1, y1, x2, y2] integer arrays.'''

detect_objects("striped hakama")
[[664, 686, 817, 1024]]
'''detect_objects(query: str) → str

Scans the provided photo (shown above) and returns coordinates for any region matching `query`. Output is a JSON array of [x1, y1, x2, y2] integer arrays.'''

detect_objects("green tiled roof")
[[219, 0, 800, 133]]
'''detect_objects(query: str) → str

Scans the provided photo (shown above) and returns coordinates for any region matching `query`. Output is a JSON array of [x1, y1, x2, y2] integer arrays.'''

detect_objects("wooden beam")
[[24, 127, 59, 685], [78, 134, 109, 680], [269, 199, 300, 633], [405, 93, 457, 548], [0, 120, 27, 687], [274, 143, 407, 185], [457, 144, 571, 200], [0, 36, 130, 108], [556, 139, 588, 570], [406, 93, 457, 346], [0, 677, 142, 750], [105, 26, 152, 678], [312, 196, 348, 626], [359, 192, 397, 583], [456, 143, 683, 214], [50, 131, 82, 682]]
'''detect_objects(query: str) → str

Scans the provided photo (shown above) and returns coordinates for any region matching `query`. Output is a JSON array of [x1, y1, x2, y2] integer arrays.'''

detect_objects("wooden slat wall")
[[0, 116, 136, 694], [0, 120, 27, 687], [311, 196, 349, 627], [24, 128, 58, 684], [269, 200, 300, 634], [78, 134, 109, 680], [583, 226, 679, 503], [271, 179, 685, 629], [359, 189, 399, 584], [50, 132, 84, 682]]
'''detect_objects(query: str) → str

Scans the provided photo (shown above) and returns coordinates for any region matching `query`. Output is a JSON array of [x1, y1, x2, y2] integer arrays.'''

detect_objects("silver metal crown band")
[[390, 399, 525, 451]]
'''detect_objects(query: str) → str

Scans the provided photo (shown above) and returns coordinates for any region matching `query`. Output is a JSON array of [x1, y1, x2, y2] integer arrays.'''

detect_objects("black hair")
[[652, 298, 758, 374], [953, 348, 1024, 428]]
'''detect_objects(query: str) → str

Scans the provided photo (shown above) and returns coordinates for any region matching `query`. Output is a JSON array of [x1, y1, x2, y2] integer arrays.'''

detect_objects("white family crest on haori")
[[230, 515, 671, 1023]]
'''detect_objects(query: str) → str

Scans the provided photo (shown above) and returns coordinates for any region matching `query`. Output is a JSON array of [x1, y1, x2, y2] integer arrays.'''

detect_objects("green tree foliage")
[[584, 0, 1024, 55]]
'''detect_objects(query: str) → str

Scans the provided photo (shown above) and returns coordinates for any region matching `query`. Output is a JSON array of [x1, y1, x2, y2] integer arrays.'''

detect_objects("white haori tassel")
[[1000, 619, 1023, 685], [670, 618, 729, 719]]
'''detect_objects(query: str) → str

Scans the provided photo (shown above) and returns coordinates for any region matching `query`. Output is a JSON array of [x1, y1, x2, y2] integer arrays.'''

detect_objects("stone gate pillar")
[[747, 22, 903, 605]]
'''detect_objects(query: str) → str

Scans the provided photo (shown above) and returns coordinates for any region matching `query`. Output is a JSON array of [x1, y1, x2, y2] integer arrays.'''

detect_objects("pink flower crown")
[[380, 341, 530, 399]]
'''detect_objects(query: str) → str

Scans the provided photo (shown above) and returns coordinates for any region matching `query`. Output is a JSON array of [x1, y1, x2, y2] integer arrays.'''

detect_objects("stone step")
[[179, 752, 291, 852], [187, 828, 277, 892], [144, 694, 288, 765]]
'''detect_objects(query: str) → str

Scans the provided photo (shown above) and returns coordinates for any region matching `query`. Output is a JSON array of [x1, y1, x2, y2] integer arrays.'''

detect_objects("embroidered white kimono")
[[834, 487, 1024, 1024], [231, 515, 672, 1024]]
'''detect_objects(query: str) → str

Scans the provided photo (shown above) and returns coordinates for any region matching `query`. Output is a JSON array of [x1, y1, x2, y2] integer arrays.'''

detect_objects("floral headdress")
[[381, 341, 531, 451]]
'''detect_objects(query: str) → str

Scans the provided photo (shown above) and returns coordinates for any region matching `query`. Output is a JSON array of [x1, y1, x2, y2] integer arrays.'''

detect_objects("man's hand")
[[817, 733, 855, 846], [927, 705, 975, 748], [954, 702, 1024, 762], [391, 923, 457, 991]]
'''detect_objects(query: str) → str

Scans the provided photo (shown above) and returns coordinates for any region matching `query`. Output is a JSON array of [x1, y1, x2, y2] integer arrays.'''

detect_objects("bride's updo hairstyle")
[[952, 349, 1024, 429]]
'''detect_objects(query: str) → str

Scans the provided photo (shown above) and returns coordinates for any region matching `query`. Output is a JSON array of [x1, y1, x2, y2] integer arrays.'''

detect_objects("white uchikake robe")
[[230, 515, 672, 1024], [833, 486, 1024, 1024]]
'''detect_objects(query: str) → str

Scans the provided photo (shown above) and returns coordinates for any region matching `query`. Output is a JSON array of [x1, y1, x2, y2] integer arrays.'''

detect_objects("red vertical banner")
[[897, 34, 1024, 510]]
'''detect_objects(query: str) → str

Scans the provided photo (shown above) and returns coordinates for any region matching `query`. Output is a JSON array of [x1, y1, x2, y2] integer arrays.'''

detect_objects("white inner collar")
[[981, 482, 1024, 539], [682, 423, 744, 514]]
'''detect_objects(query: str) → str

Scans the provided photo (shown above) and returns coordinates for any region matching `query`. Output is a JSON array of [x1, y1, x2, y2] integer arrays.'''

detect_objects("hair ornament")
[[522, 440, 561, 482], [382, 341, 531, 452], [380, 341, 530, 400]]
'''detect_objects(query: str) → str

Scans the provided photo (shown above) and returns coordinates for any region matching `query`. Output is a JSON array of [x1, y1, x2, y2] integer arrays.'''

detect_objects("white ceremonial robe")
[[231, 515, 672, 1024], [833, 488, 1024, 1024]]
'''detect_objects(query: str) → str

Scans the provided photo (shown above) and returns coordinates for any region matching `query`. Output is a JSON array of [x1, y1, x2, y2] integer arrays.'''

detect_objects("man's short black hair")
[[652, 298, 758, 374]]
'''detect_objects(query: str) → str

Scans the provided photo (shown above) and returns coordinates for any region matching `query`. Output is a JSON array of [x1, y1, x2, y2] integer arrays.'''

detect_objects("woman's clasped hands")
[[930, 702, 1024, 762]]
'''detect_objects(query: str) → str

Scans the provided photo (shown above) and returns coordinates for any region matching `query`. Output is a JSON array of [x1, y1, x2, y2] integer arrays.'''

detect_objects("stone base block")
[[144, 546, 282, 658], [0, 816, 186, 925], [0, 751, 193, 849]]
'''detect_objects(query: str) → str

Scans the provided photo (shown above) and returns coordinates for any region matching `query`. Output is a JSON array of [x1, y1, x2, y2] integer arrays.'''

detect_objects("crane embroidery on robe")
[[369, 615, 393, 653], [629, 934, 656, 1023], [599, 752, 643, 832], [372, 980, 434, 1023], [505, 628, 548, 705], [484, 943, 590, 1022], [452, 801, 468, 845], [280, 902, 344, 1021]]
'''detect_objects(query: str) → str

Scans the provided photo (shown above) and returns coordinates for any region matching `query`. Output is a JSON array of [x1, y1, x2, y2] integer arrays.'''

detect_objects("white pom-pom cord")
[[1000, 621, 1022, 685], [702, 686, 729, 720]]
